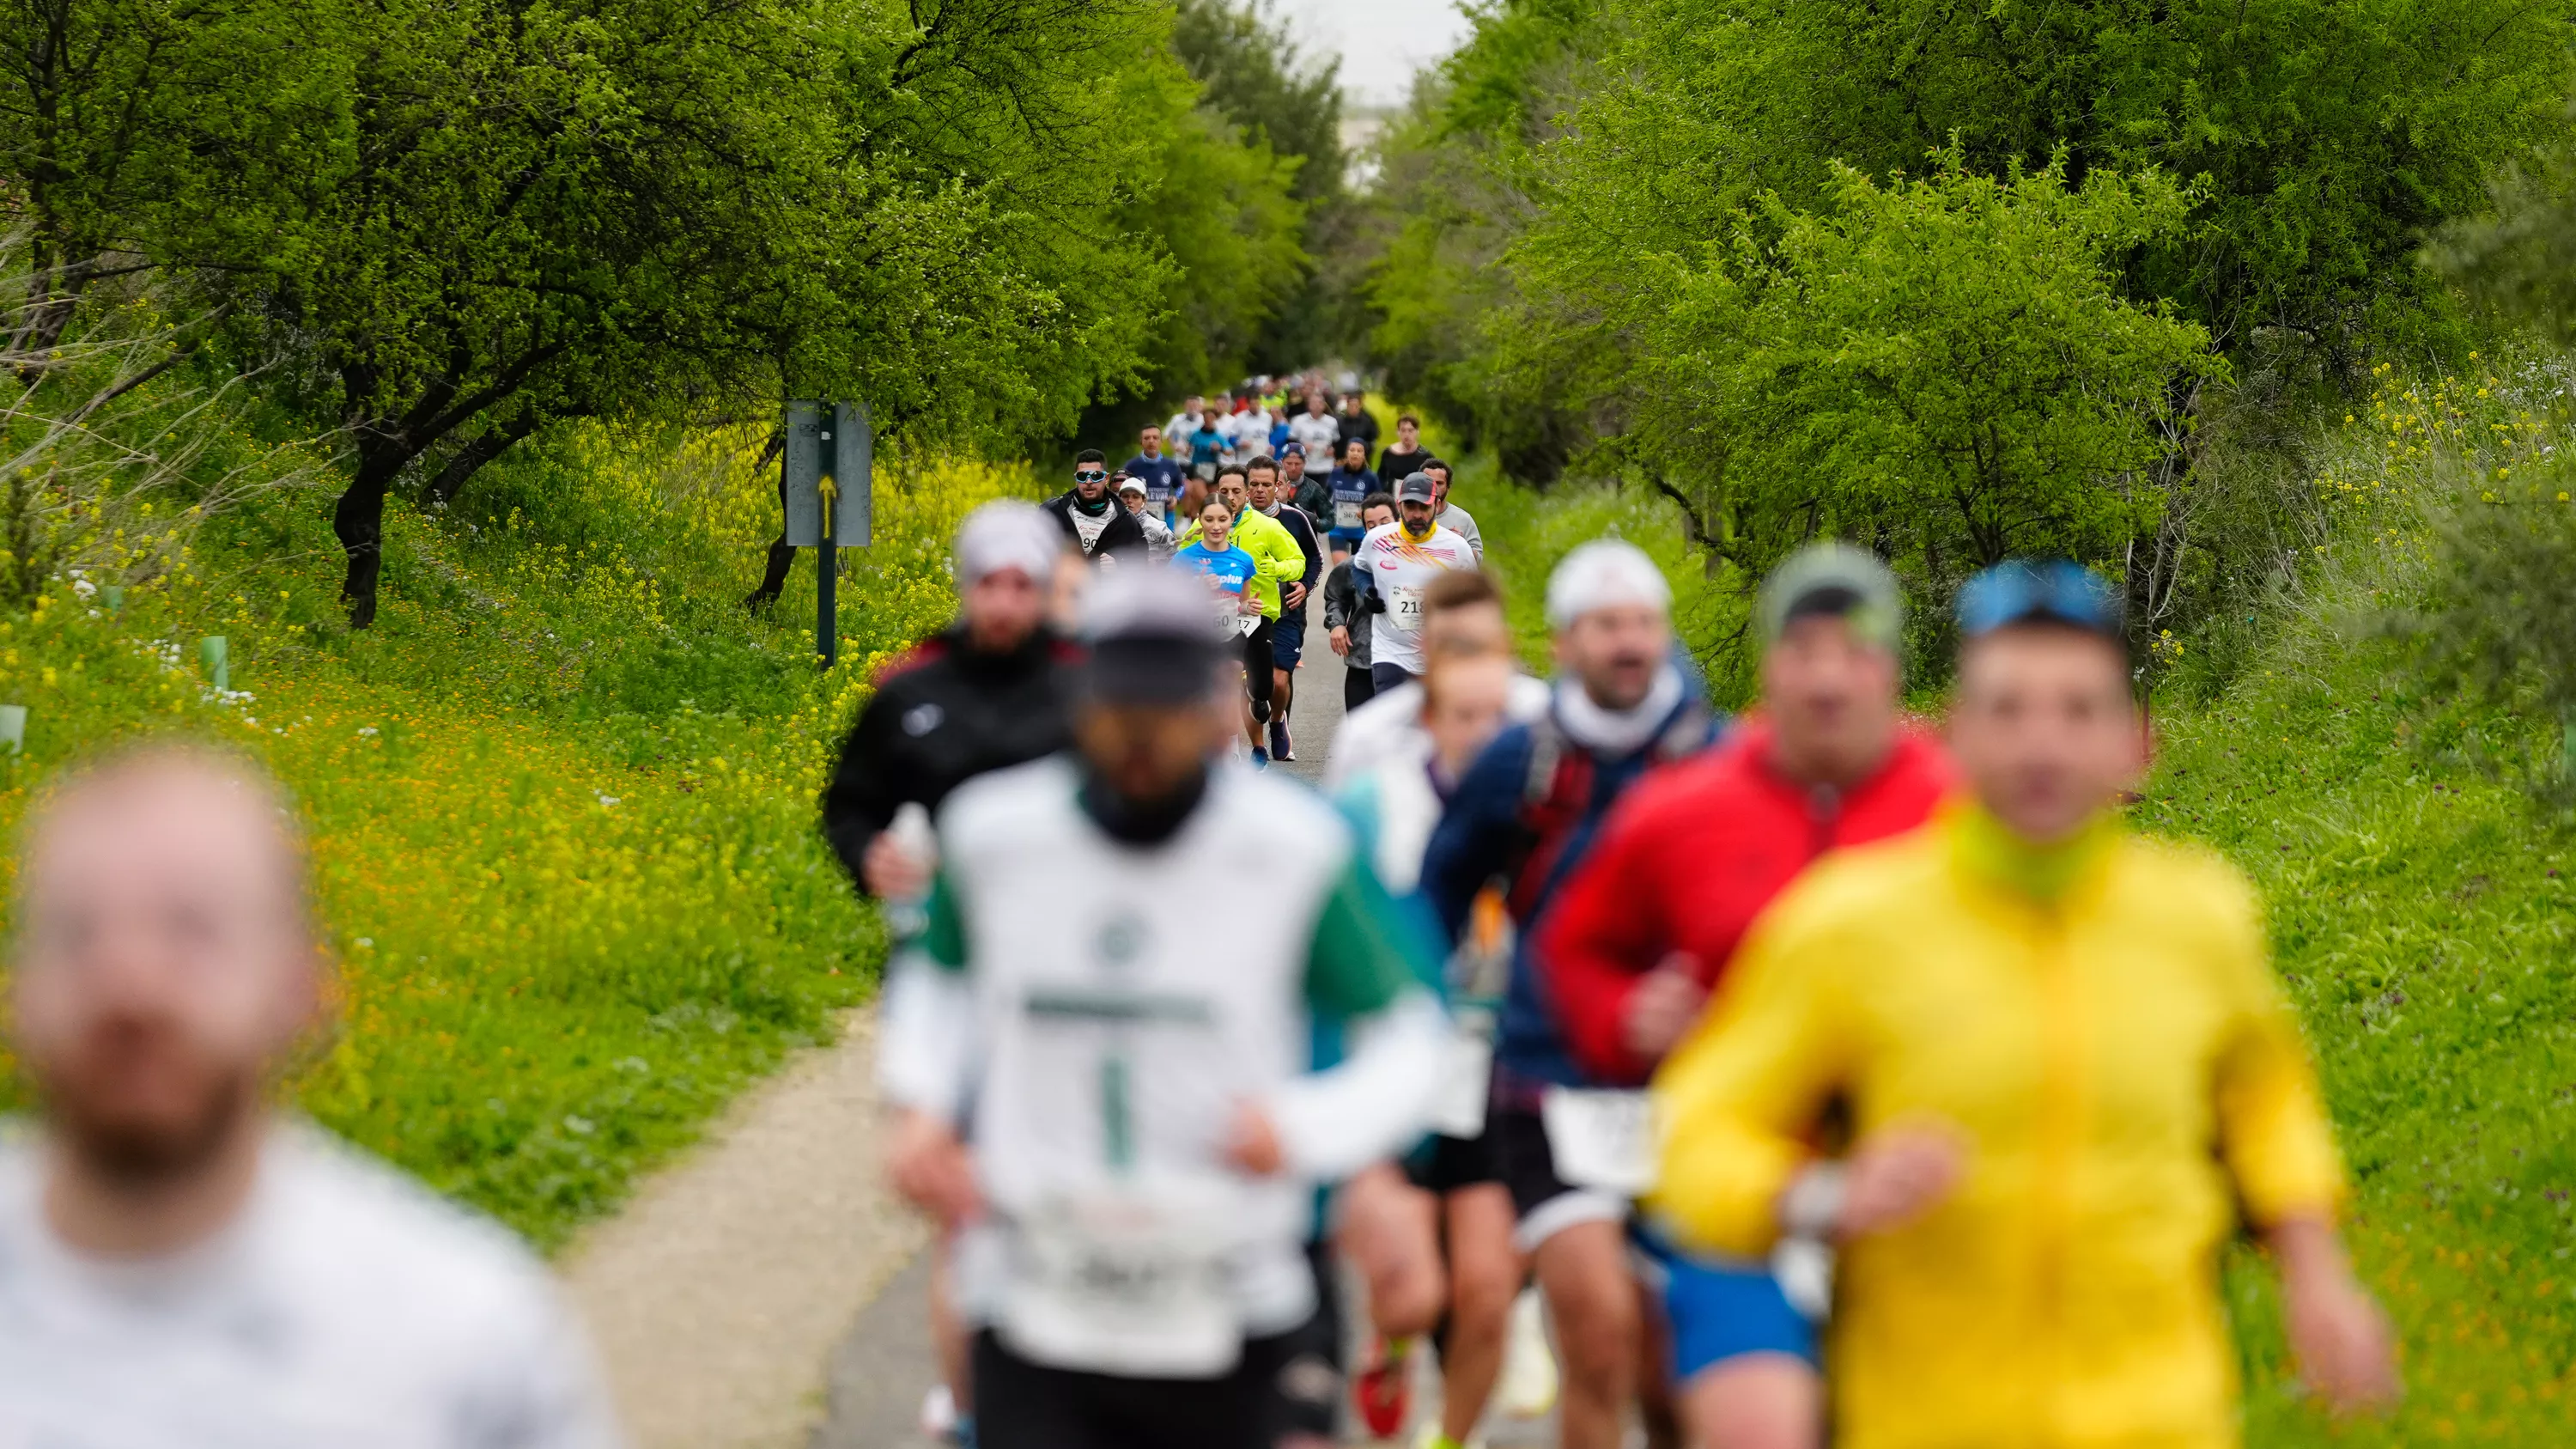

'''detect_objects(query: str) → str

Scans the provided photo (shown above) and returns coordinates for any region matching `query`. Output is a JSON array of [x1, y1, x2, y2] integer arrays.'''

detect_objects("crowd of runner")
[[0, 376, 2401, 1449]]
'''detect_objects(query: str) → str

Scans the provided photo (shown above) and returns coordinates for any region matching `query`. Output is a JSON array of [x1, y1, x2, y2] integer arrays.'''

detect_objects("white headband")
[[954, 502, 1062, 588], [1546, 539, 1671, 628]]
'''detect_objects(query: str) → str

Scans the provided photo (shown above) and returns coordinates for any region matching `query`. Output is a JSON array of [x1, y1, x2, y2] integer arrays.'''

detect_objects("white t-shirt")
[[1286, 413, 1341, 463], [1352, 522, 1479, 674], [1323, 673, 1552, 795], [0, 1125, 624, 1449]]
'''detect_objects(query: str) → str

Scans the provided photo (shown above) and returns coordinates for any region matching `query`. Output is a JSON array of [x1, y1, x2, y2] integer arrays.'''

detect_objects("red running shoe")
[[1353, 1335, 1413, 1440]]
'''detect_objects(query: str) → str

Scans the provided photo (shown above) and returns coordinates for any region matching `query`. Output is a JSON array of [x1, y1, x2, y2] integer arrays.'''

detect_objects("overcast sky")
[[1282, 0, 1469, 109]]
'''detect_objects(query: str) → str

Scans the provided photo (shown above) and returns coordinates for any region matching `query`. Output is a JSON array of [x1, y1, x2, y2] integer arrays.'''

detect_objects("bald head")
[[12, 744, 318, 1187]]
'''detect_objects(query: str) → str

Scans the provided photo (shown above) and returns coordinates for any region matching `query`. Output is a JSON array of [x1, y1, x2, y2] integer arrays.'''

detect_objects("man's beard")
[[46, 1028, 258, 1193]]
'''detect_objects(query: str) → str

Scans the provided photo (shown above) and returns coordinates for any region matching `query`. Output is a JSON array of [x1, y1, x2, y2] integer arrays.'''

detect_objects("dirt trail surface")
[[563, 1011, 927, 1449]]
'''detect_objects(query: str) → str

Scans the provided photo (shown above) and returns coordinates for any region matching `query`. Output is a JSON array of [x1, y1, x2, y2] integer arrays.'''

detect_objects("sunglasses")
[[1075, 469, 1108, 484], [1955, 559, 2123, 639]]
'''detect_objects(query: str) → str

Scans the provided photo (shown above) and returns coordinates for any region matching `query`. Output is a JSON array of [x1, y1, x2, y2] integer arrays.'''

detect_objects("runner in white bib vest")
[[1352, 472, 1477, 696], [878, 565, 1448, 1449]]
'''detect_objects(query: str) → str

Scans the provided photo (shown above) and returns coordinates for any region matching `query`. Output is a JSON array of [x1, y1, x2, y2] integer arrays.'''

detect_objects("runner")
[[1325, 439, 1382, 563], [1124, 426, 1188, 523], [1163, 394, 1206, 451], [1288, 390, 1342, 466], [1351, 473, 1476, 695], [1248, 455, 1323, 763], [1334, 646, 1559, 1449], [1336, 387, 1382, 470], [1280, 441, 1329, 521], [1419, 540, 1722, 1449], [1652, 558, 2399, 1449], [1378, 412, 1430, 483], [1325, 565, 1551, 795], [1322, 495, 1397, 711], [1173, 499, 1263, 643], [1118, 475, 1176, 561], [1042, 450, 1150, 563], [1424, 460, 1483, 560], [821, 501, 1077, 1447], [1539, 545, 1954, 1449], [1, 743, 623, 1446], [875, 566, 1449, 1449], [1176, 466, 1305, 766], [1188, 411, 1232, 490]]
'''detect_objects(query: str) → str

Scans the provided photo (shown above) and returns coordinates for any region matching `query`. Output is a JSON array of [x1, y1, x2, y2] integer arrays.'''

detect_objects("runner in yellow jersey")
[[1650, 560, 2397, 1449]]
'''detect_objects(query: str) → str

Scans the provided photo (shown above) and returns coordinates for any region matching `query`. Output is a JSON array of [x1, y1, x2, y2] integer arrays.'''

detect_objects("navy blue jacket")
[[1420, 671, 1722, 1087]]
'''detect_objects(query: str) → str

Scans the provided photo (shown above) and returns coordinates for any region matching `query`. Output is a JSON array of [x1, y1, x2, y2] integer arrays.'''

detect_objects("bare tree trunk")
[[744, 429, 795, 610], [334, 433, 410, 628], [425, 413, 542, 509]]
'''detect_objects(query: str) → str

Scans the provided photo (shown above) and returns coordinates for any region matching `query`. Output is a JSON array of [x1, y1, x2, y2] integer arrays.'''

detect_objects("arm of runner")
[[1419, 730, 1524, 947], [874, 870, 976, 1123], [1535, 792, 1678, 1083], [819, 689, 908, 896], [1645, 903, 1855, 1257], [1262, 855, 1449, 1180], [2208, 869, 2347, 1226]]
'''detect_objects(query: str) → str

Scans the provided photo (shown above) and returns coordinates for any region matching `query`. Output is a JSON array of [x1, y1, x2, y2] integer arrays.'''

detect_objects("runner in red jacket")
[[1534, 543, 1954, 1449]]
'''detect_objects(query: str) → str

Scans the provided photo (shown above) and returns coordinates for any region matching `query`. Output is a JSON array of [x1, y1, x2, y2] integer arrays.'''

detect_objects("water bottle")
[[885, 801, 936, 941]]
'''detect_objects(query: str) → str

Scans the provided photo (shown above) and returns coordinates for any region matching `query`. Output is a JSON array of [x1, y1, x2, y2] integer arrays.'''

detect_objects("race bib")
[[1430, 1027, 1493, 1139], [1334, 502, 1362, 530], [1070, 510, 1111, 554], [1234, 611, 1262, 638], [1195, 460, 1218, 482], [1003, 1184, 1242, 1376], [1389, 582, 1426, 624], [1540, 1087, 1658, 1196]]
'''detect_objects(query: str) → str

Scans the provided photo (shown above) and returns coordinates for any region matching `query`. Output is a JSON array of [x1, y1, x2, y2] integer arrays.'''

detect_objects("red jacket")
[[1536, 719, 1956, 1085]]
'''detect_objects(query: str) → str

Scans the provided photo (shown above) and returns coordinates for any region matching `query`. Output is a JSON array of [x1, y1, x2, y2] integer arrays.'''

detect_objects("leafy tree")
[[3, 0, 1188, 624], [1534, 0, 2576, 374], [1566, 155, 2222, 622]]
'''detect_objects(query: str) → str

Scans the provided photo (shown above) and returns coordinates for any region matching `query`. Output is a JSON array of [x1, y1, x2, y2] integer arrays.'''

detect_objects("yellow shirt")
[[1650, 808, 2344, 1449]]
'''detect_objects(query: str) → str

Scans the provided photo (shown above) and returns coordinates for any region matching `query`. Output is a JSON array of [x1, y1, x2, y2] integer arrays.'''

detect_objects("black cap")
[[1395, 473, 1437, 505]]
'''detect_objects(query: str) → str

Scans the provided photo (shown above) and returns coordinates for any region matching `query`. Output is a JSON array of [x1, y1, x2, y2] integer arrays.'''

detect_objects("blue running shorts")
[[1272, 613, 1306, 669], [1646, 1238, 1817, 1379]]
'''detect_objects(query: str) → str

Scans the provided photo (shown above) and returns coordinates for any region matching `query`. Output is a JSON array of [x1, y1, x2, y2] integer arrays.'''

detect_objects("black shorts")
[[1492, 1102, 1630, 1252], [1270, 1240, 1346, 1440], [1402, 1128, 1504, 1195], [975, 1325, 1301, 1449]]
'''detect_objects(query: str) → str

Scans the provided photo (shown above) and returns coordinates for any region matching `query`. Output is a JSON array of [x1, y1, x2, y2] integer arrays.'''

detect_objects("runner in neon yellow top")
[[1178, 466, 1305, 622]]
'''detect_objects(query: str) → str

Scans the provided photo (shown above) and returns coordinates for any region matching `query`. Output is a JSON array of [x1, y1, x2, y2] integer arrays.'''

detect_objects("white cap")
[[954, 502, 1061, 588], [1546, 539, 1671, 629]]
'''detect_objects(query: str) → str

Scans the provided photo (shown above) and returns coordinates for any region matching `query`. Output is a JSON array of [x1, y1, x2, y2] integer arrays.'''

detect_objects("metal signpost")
[[783, 400, 875, 668]]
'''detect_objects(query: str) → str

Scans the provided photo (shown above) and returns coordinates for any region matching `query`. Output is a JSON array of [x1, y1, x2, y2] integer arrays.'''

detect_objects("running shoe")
[[1498, 1288, 1558, 1419], [1250, 746, 1270, 770], [1270, 718, 1295, 760], [1353, 1335, 1413, 1440]]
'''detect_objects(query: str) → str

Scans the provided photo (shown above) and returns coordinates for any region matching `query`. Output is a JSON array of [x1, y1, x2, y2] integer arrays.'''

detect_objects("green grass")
[[2, 419, 1036, 1250]]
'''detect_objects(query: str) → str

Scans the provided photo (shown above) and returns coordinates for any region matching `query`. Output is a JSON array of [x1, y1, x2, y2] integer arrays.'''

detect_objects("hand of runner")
[[1621, 955, 1708, 1061], [1837, 1122, 1969, 1239], [1283, 581, 1308, 610], [886, 1107, 982, 1227], [2274, 1215, 2402, 1412], [1221, 1100, 1287, 1176], [1330, 625, 1351, 656], [863, 831, 932, 901]]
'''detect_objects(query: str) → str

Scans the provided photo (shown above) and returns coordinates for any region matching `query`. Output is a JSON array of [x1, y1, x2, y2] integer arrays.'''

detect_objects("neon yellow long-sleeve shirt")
[[1179, 508, 1303, 621], [1649, 807, 2345, 1449]]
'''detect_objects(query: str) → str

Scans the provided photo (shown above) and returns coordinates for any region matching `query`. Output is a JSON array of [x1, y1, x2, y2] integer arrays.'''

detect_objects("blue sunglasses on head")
[[1955, 559, 2123, 639]]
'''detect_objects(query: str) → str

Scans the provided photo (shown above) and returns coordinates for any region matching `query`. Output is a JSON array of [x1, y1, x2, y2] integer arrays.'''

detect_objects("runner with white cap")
[[1419, 539, 1723, 1449]]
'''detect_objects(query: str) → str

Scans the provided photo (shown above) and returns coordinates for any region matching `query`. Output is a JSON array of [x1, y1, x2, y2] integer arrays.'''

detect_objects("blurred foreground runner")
[[1420, 541, 1722, 1449], [1540, 545, 1953, 1449], [1652, 559, 2398, 1449], [877, 566, 1448, 1449], [821, 500, 1073, 1446], [0, 745, 623, 1446]]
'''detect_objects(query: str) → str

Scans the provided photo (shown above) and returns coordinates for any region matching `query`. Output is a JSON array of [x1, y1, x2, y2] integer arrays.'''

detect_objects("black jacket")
[[1042, 489, 1150, 563], [1321, 561, 1373, 671], [821, 624, 1080, 893], [1265, 503, 1324, 616]]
